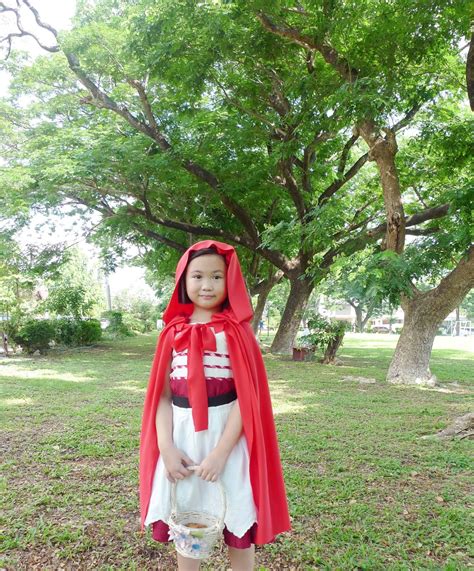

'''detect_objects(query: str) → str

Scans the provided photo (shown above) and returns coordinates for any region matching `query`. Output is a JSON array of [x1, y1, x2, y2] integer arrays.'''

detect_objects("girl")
[[140, 240, 290, 570]]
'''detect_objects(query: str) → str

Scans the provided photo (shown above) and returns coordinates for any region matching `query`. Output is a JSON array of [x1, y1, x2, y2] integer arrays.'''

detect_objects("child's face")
[[185, 254, 227, 311]]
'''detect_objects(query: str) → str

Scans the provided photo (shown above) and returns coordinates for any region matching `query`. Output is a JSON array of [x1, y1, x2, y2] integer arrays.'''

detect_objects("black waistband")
[[172, 390, 237, 409]]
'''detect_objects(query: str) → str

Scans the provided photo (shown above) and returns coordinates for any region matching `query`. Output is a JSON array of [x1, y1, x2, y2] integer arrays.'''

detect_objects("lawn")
[[0, 333, 472, 570]]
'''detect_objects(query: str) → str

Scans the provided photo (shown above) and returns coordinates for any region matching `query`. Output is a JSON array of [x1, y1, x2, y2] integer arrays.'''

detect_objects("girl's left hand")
[[194, 448, 227, 482]]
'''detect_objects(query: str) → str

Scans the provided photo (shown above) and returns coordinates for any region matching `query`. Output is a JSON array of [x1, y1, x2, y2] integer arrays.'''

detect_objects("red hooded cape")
[[139, 240, 291, 544]]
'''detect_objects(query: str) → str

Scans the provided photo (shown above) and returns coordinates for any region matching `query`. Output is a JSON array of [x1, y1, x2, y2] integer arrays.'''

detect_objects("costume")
[[139, 240, 291, 545]]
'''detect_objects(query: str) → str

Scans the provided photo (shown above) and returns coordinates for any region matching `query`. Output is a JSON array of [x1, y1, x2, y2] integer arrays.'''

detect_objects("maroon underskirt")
[[152, 519, 257, 549]]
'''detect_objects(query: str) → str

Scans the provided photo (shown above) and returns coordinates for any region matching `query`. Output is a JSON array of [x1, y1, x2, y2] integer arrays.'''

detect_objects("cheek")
[[185, 277, 194, 293]]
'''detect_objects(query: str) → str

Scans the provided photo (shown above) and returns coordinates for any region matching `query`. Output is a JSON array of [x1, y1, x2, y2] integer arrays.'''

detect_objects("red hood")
[[162, 240, 253, 324]]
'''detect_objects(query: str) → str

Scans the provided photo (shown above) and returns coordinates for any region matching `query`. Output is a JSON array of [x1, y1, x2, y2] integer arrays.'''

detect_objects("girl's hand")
[[194, 448, 228, 482], [160, 445, 194, 483]]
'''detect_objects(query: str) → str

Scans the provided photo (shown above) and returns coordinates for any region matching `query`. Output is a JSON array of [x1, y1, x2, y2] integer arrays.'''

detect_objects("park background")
[[0, 0, 473, 569]]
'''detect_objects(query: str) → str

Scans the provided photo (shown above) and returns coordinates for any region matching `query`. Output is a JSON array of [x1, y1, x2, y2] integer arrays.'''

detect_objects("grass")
[[0, 333, 473, 570]]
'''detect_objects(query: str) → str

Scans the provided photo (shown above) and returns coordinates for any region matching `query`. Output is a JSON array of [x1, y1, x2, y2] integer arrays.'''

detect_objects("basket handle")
[[170, 465, 226, 527]]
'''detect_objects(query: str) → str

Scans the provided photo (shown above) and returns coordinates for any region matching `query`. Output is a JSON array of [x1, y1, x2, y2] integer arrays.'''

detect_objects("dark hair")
[[178, 247, 228, 306]]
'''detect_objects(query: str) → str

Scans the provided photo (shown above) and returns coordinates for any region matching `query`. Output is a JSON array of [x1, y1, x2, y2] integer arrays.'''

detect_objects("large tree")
[[256, 0, 473, 383], [1, 0, 470, 370]]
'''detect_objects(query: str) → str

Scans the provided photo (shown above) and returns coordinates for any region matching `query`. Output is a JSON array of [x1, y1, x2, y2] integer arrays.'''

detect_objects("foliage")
[[113, 286, 160, 332], [54, 317, 102, 346], [43, 248, 105, 319], [46, 285, 93, 320], [13, 318, 55, 354], [0, 238, 68, 320], [0, 0, 471, 357], [316, 247, 384, 330], [75, 319, 102, 345], [101, 310, 134, 338], [296, 312, 348, 353]]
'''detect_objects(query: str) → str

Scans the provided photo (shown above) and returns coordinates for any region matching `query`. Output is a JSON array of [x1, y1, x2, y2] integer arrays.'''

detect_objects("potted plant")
[[293, 313, 348, 364], [292, 331, 317, 361]]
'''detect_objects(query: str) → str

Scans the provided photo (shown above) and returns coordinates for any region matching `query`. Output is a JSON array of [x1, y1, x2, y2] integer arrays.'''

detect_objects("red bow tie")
[[173, 320, 225, 431]]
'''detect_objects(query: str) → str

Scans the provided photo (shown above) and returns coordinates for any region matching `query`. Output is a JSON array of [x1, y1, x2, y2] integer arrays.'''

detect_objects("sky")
[[1, 0, 157, 301]]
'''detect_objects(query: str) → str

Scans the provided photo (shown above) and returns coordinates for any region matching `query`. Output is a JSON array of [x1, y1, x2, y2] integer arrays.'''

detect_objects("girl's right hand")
[[160, 445, 194, 483]]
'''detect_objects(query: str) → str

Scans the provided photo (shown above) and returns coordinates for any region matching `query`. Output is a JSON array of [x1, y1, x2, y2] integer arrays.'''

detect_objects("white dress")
[[144, 326, 257, 538]]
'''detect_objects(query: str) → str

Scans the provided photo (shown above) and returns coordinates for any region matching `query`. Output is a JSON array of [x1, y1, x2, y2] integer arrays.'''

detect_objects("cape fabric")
[[139, 240, 291, 544]]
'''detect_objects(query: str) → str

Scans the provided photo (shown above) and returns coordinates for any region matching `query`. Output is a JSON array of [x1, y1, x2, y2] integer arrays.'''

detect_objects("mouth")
[[199, 295, 215, 300]]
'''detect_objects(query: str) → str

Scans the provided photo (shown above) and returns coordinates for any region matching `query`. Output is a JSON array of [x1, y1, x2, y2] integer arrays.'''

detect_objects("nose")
[[201, 279, 213, 291]]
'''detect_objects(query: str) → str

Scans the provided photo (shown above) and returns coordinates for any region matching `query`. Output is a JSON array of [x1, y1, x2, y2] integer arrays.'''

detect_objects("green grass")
[[0, 333, 473, 570]]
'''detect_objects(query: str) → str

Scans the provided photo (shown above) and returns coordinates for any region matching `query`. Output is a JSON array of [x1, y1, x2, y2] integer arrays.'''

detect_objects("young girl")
[[140, 240, 290, 570]]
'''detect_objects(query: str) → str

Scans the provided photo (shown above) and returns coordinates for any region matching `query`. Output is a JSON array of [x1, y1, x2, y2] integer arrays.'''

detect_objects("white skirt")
[[144, 401, 257, 538]]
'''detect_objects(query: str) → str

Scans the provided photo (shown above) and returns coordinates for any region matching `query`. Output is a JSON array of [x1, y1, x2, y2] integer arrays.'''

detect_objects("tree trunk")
[[1, 332, 8, 357], [386, 297, 440, 386], [467, 30, 474, 112], [387, 246, 474, 386], [362, 299, 377, 331], [249, 270, 284, 333], [354, 305, 363, 332], [251, 285, 271, 333], [271, 277, 314, 354], [455, 306, 460, 336], [359, 122, 405, 253], [321, 332, 345, 364]]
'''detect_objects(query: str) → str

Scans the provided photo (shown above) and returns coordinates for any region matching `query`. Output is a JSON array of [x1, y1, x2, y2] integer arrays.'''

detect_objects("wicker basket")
[[168, 466, 226, 560]]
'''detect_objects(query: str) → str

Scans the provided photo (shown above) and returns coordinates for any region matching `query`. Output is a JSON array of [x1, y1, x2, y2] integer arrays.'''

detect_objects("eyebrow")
[[190, 269, 224, 273]]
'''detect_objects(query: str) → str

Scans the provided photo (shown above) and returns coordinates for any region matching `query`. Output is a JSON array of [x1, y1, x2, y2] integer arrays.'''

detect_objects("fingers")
[[194, 465, 218, 482]]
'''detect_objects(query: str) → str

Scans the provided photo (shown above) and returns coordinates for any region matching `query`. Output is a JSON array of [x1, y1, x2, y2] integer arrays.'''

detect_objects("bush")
[[54, 318, 78, 346], [101, 311, 134, 338], [122, 313, 145, 333], [54, 318, 102, 346], [298, 313, 349, 364], [76, 319, 102, 345], [14, 319, 55, 354]]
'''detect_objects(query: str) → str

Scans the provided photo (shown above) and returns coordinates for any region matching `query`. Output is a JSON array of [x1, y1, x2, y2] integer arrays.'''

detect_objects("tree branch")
[[0, 1, 59, 56], [337, 133, 359, 177], [423, 245, 474, 315], [257, 11, 358, 83], [318, 152, 369, 206], [392, 102, 423, 132], [322, 203, 451, 268], [279, 159, 307, 221], [405, 227, 440, 236]]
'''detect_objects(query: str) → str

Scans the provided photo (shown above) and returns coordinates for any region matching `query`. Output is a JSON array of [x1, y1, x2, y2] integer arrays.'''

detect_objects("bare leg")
[[228, 545, 255, 571], [177, 553, 201, 571]]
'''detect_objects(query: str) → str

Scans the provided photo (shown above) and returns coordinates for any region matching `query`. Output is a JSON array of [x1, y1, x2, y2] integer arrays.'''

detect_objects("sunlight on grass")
[[1, 397, 34, 406], [272, 401, 311, 414], [112, 381, 146, 393], [0, 366, 92, 383]]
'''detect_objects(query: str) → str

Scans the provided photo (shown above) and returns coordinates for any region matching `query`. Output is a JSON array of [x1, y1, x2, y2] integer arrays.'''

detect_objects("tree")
[[256, 1, 473, 383], [318, 247, 384, 332], [0, 236, 67, 322], [43, 248, 105, 319], [1, 0, 470, 366]]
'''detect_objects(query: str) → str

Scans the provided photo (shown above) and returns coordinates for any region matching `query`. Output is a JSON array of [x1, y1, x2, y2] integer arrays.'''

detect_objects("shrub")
[[122, 313, 145, 333], [101, 311, 134, 338], [76, 319, 102, 344], [54, 318, 78, 346], [54, 318, 102, 346], [298, 313, 349, 364], [14, 319, 55, 354]]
